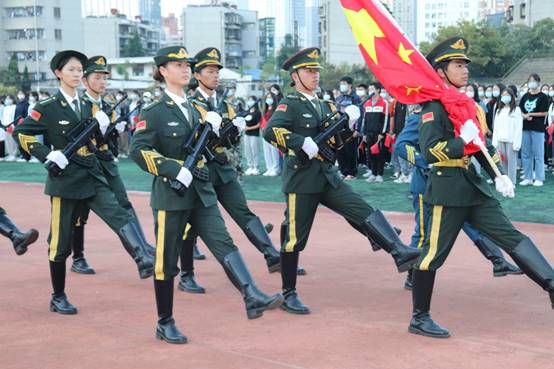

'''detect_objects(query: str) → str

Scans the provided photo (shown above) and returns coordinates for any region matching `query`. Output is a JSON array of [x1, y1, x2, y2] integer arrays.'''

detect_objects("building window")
[[520, 3, 526, 19], [132, 64, 144, 76], [55, 29, 62, 40], [6, 28, 44, 40], [53, 7, 61, 18], [9, 51, 45, 62], [4, 6, 43, 18]]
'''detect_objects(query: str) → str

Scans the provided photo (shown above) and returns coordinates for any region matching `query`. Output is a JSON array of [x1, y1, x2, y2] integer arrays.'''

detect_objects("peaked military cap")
[[426, 37, 471, 69], [282, 47, 322, 72], [194, 47, 224, 72], [50, 50, 87, 73], [154, 46, 196, 66], [84, 55, 109, 76]]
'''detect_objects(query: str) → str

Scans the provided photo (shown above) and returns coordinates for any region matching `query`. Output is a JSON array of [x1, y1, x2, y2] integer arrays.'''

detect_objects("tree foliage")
[[419, 18, 554, 78], [121, 30, 145, 57], [276, 34, 300, 69]]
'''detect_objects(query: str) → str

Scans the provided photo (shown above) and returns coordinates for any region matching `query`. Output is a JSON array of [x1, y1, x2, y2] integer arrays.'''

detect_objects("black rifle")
[[169, 123, 214, 196], [296, 94, 372, 168], [45, 93, 128, 176], [95, 100, 142, 147]]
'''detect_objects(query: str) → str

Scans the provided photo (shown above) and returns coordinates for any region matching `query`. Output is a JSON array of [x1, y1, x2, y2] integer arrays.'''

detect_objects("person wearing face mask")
[[2, 94, 19, 161], [518, 73, 549, 187], [261, 92, 281, 176], [361, 82, 389, 183], [142, 91, 153, 105], [14, 50, 156, 316], [243, 95, 262, 175], [127, 90, 141, 134], [492, 88, 523, 185], [269, 84, 283, 102], [335, 76, 361, 180], [485, 83, 506, 134]]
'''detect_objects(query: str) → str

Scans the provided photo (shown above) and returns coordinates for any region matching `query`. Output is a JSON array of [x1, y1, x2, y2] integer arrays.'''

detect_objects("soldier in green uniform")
[[176, 47, 303, 294], [0, 207, 38, 255], [13, 50, 154, 315], [408, 37, 554, 339], [130, 46, 282, 344], [264, 47, 421, 314], [69, 55, 155, 275]]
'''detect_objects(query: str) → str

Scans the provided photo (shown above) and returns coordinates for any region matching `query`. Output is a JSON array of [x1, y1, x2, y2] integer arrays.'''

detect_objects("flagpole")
[[476, 142, 502, 178]]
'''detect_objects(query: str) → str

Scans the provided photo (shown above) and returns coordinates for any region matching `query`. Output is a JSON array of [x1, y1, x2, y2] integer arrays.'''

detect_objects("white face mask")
[[323, 94, 331, 100], [485, 91, 492, 99], [500, 95, 512, 104], [265, 98, 274, 106], [4, 99, 13, 106], [339, 84, 349, 93], [492, 90, 500, 98], [270, 88, 278, 95], [143, 97, 151, 103], [154, 90, 161, 97], [466, 91, 475, 99], [29, 96, 36, 103], [115, 94, 123, 101], [528, 82, 539, 90], [355, 89, 366, 97], [130, 94, 139, 101], [478, 90, 485, 98], [17, 94, 25, 101], [549, 91, 554, 97], [228, 89, 235, 97], [380, 91, 388, 98], [247, 100, 256, 108]]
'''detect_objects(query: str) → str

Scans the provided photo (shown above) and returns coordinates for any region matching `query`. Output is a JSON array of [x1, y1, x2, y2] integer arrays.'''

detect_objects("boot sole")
[[267, 263, 281, 273], [397, 259, 417, 273], [193, 255, 206, 260], [280, 304, 311, 315], [408, 326, 450, 338], [247, 294, 284, 319], [156, 331, 188, 344], [139, 266, 154, 279], [49, 304, 78, 315], [177, 285, 206, 294], [14, 229, 39, 255], [493, 270, 524, 277], [71, 267, 96, 275]]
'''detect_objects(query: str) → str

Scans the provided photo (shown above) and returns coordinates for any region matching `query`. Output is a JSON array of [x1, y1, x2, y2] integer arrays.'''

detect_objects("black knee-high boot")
[[177, 236, 205, 294], [49, 261, 77, 314], [0, 211, 38, 255], [474, 236, 521, 277], [154, 278, 187, 344], [71, 224, 95, 274], [408, 269, 450, 338], [280, 251, 310, 314]]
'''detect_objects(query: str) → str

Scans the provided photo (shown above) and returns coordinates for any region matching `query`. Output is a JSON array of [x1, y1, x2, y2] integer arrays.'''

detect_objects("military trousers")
[[153, 199, 238, 281], [47, 179, 130, 262], [282, 180, 373, 253], [77, 170, 132, 226], [180, 177, 255, 259], [416, 196, 526, 271]]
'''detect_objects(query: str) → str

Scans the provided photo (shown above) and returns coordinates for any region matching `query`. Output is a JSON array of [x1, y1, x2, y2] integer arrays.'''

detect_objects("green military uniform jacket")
[[130, 93, 217, 211], [191, 90, 237, 186], [81, 94, 120, 178], [13, 91, 108, 199], [419, 100, 503, 207], [264, 91, 343, 194]]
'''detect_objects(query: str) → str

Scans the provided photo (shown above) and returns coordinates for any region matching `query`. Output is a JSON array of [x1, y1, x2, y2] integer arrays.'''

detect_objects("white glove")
[[459, 119, 479, 144], [115, 121, 126, 133], [232, 116, 246, 132], [95, 110, 111, 135], [494, 175, 515, 198], [176, 167, 193, 188], [301, 137, 319, 159], [344, 105, 361, 130], [46, 150, 69, 169], [205, 111, 222, 137], [1, 119, 7, 127]]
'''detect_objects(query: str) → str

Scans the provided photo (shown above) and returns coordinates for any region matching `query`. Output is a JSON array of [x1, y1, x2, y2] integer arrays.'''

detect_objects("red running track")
[[1, 182, 553, 369]]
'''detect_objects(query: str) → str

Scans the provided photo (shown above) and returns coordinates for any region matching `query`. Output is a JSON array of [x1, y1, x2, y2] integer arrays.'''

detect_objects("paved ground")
[[1, 182, 553, 369]]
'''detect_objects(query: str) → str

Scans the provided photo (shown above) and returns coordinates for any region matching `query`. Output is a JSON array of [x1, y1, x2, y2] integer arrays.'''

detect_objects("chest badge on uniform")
[[58, 120, 70, 125], [167, 122, 179, 127], [302, 113, 313, 118]]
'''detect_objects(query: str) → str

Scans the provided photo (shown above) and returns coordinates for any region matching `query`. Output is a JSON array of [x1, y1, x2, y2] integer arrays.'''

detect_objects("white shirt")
[[492, 106, 523, 151], [197, 87, 217, 108], [164, 88, 190, 121], [59, 88, 80, 113], [299, 91, 320, 110], [85, 92, 102, 106]]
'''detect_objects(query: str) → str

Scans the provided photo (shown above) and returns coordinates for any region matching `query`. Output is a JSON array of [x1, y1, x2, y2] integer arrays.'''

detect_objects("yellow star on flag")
[[398, 42, 414, 65], [343, 8, 385, 65], [406, 85, 422, 95]]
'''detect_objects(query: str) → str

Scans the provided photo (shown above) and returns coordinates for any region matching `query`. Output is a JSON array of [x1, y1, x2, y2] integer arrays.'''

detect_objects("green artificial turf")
[[1, 159, 553, 224]]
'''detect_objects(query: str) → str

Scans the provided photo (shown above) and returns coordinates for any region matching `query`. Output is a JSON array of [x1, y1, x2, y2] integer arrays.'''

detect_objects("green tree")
[[21, 66, 31, 92], [0, 54, 21, 86], [276, 34, 300, 68], [319, 62, 374, 91], [121, 30, 145, 57]]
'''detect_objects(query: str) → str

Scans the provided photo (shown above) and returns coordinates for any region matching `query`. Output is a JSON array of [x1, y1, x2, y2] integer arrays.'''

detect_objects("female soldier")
[[130, 46, 282, 344], [13, 50, 154, 315]]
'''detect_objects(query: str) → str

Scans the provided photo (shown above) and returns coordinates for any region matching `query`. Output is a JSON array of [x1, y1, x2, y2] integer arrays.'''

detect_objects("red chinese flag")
[[340, 0, 484, 155]]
